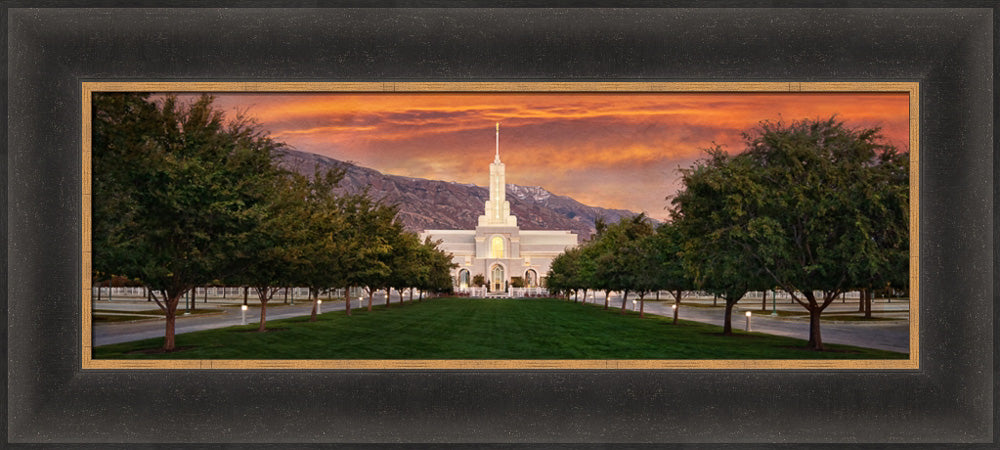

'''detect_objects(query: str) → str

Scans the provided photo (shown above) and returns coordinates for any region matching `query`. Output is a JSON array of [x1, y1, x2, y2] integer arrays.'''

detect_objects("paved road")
[[93, 296, 388, 346], [94, 294, 910, 353], [580, 295, 910, 353]]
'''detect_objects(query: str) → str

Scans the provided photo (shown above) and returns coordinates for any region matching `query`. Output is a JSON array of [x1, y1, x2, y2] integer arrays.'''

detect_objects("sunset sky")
[[207, 93, 910, 221]]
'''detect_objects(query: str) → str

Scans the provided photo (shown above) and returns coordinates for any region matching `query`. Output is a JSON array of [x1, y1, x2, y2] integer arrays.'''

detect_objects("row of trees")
[[547, 117, 909, 350], [93, 93, 455, 351]]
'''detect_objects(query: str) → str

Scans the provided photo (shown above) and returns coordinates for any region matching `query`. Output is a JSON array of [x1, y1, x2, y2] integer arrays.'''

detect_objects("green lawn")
[[93, 297, 907, 359]]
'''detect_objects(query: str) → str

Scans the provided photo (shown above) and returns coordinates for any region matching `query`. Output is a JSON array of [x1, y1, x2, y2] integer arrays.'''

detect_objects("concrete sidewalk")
[[93, 296, 387, 346]]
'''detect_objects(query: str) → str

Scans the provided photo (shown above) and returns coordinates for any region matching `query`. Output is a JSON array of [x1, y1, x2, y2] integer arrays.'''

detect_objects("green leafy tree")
[[386, 230, 423, 305], [672, 147, 770, 334], [546, 246, 582, 300], [334, 193, 394, 315], [416, 236, 458, 299], [589, 214, 656, 314], [92, 93, 286, 350], [286, 166, 349, 322], [649, 222, 695, 324], [234, 170, 311, 332], [676, 118, 908, 349]]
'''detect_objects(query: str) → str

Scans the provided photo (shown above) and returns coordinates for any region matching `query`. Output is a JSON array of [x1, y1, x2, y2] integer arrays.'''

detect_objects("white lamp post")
[[745, 311, 752, 332], [317, 299, 322, 315], [240, 304, 248, 326]]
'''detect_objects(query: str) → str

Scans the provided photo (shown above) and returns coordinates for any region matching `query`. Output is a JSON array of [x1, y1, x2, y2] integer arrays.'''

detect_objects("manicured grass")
[[93, 297, 907, 359]]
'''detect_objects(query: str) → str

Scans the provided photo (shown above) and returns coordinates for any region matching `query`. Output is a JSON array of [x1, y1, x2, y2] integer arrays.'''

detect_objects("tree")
[[648, 222, 694, 324], [333, 193, 394, 315], [92, 94, 287, 350], [285, 166, 349, 322], [589, 214, 656, 314], [386, 230, 423, 306], [676, 118, 908, 349], [416, 236, 458, 299], [471, 274, 486, 288], [233, 170, 310, 332], [547, 246, 582, 300], [672, 147, 769, 334]]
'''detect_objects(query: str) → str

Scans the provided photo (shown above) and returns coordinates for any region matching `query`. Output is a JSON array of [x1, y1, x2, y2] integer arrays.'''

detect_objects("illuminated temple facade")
[[419, 124, 578, 294]]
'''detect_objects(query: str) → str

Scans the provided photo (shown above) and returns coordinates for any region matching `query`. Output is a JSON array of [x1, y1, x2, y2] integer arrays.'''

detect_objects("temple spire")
[[478, 121, 516, 227]]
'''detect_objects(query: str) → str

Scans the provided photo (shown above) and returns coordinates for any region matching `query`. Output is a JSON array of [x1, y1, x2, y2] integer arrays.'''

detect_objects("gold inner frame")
[[81, 81, 919, 370]]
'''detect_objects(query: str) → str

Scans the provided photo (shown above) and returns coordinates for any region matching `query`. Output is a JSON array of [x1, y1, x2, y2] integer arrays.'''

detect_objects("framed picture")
[[6, 5, 995, 446], [82, 81, 919, 371]]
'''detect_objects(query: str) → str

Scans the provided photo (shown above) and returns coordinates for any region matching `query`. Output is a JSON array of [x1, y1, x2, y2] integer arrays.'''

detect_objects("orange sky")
[[209, 92, 910, 221]]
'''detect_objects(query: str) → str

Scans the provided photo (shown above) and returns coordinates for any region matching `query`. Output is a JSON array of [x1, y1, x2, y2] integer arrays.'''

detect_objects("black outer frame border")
[[3, 4, 996, 448]]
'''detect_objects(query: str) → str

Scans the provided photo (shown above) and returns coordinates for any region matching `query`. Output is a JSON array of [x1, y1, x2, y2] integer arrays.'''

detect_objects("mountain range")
[[278, 149, 641, 241]]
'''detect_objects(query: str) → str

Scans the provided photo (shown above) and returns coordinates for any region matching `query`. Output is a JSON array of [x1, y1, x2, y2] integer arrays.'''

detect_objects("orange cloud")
[[205, 92, 910, 220]]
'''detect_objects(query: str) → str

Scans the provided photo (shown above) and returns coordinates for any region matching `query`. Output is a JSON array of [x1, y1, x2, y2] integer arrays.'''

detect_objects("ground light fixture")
[[359, 296, 363, 308], [317, 299, 322, 315], [240, 304, 248, 326], [745, 311, 752, 332]]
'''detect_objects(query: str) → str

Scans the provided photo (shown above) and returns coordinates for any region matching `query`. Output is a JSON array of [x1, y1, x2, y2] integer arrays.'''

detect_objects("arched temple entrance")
[[458, 269, 470, 288], [490, 264, 505, 292], [524, 269, 538, 288]]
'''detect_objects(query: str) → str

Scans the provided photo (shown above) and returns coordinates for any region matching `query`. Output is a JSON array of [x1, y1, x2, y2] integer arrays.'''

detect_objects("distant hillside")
[[278, 149, 642, 241]]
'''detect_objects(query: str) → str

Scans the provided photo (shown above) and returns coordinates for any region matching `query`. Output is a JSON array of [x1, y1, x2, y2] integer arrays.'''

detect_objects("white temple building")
[[419, 123, 578, 294]]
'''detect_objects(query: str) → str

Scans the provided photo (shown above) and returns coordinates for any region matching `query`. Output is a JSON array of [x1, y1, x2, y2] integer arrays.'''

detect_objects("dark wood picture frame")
[[5, 4, 996, 446]]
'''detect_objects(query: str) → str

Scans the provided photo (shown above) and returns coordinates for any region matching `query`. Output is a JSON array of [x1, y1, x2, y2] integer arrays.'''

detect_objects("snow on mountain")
[[278, 148, 644, 241]]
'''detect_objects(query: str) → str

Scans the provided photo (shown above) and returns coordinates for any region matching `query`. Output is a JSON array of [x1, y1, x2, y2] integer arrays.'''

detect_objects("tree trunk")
[[639, 293, 645, 318], [345, 285, 352, 316], [204, 287, 208, 303], [858, 288, 865, 312], [604, 291, 610, 310], [191, 287, 197, 311], [96, 283, 102, 302], [164, 311, 177, 351], [713, 294, 717, 307], [309, 289, 318, 322], [419, 291, 424, 301], [409, 288, 414, 302], [284, 287, 289, 305], [162, 291, 182, 351], [723, 301, 733, 335], [808, 307, 824, 350], [368, 290, 376, 312], [256, 288, 270, 332], [864, 289, 873, 319], [620, 290, 629, 314], [243, 286, 249, 306], [761, 290, 767, 311], [673, 290, 681, 325]]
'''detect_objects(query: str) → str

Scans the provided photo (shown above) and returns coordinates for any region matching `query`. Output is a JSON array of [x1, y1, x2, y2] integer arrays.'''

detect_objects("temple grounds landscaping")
[[93, 298, 907, 359]]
